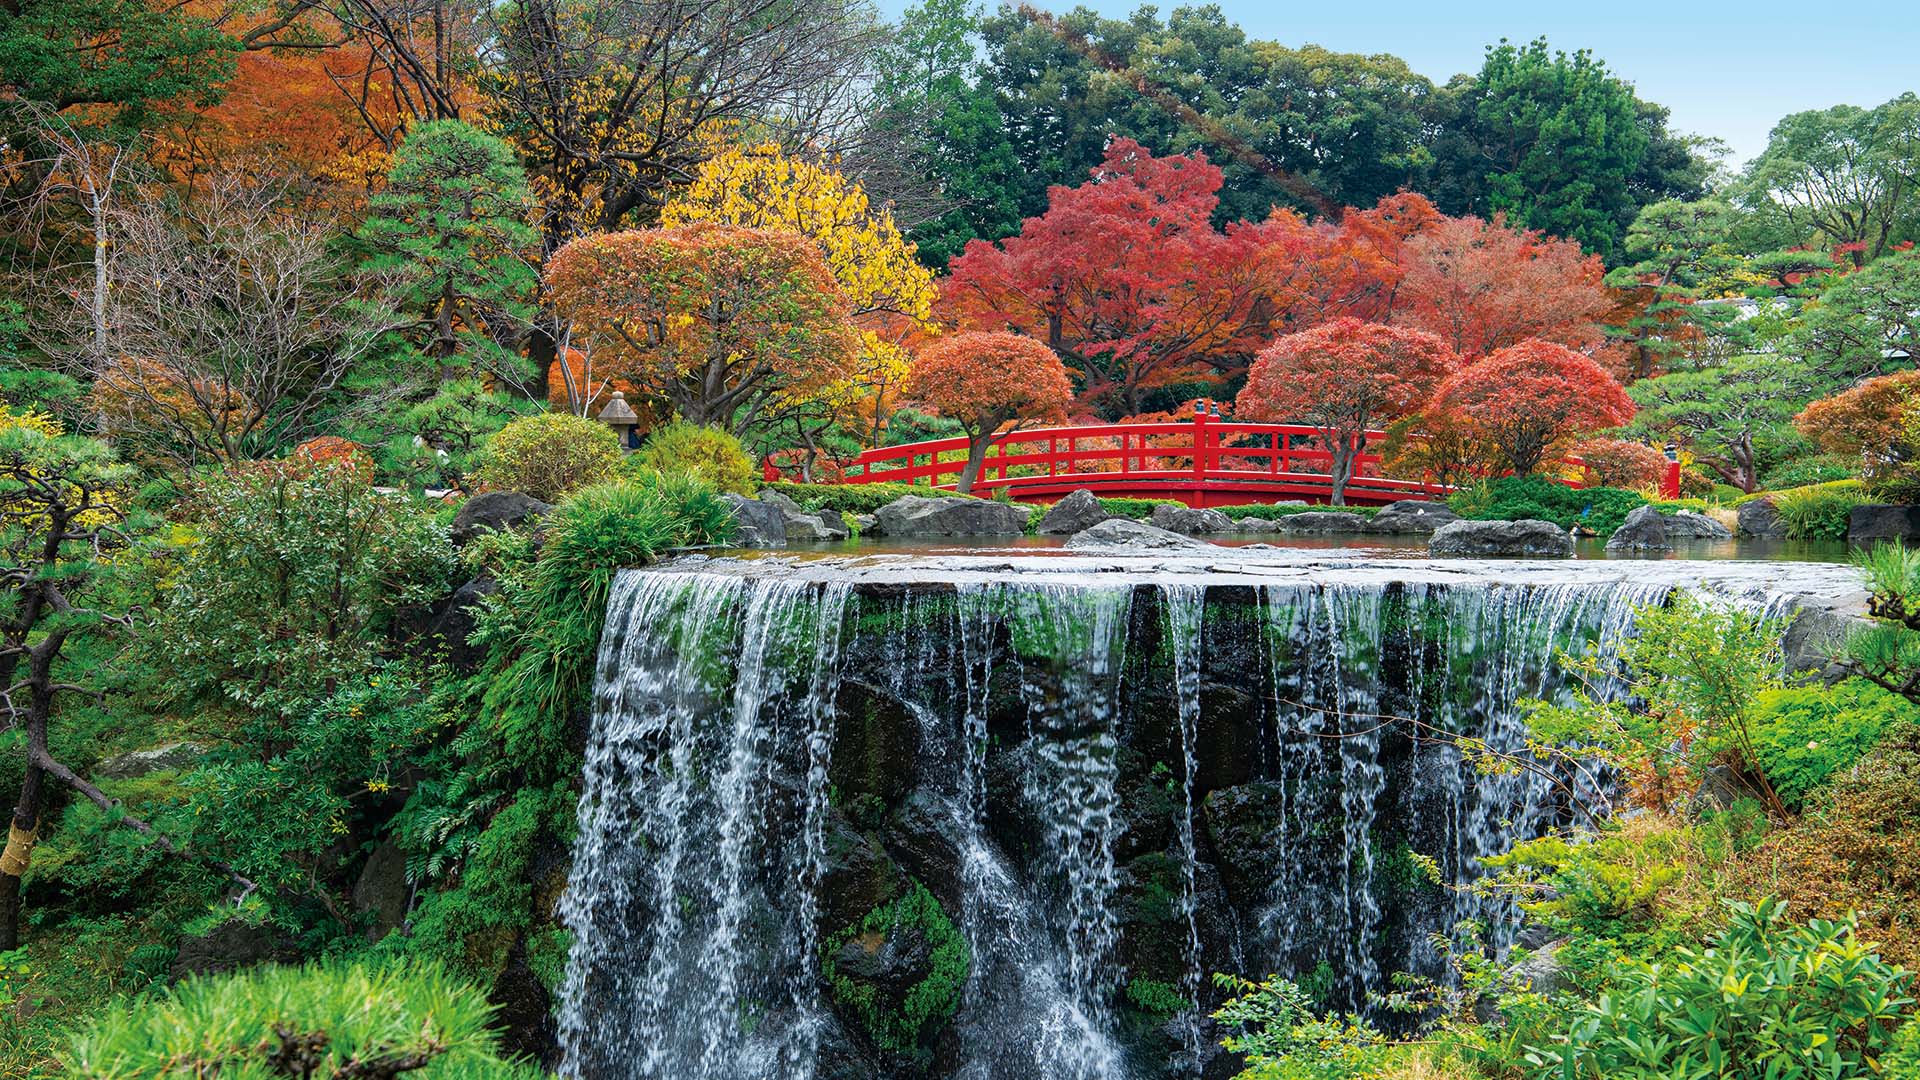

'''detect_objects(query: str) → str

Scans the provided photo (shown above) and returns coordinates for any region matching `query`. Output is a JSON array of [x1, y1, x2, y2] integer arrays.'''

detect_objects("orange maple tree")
[[905, 331, 1073, 494], [1569, 436, 1670, 490], [545, 224, 860, 437], [1433, 339, 1635, 475], [1796, 370, 1920, 461], [1235, 318, 1457, 504], [1393, 213, 1613, 360]]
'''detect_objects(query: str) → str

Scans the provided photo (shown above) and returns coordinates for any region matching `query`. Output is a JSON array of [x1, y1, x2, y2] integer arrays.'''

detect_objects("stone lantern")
[[597, 391, 639, 449]]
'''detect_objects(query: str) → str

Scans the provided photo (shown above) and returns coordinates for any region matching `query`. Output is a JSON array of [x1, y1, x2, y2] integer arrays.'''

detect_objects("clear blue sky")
[[879, 0, 1919, 168]]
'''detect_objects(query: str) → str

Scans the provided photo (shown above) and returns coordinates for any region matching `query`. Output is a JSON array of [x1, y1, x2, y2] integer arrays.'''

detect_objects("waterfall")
[[557, 563, 1694, 1079]]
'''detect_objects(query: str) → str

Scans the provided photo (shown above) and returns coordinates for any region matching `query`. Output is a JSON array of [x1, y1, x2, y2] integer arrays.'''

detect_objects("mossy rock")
[[821, 880, 970, 1069]]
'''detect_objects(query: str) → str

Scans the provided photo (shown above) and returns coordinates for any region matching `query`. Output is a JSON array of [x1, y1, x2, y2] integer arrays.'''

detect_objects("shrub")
[[65, 958, 540, 1079], [1763, 453, 1863, 490], [158, 463, 457, 718], [1449, 474, 1646, 535], [1570, 437, 1669, 490], [1771, 479, 1870, 540], [1751, 680, 1912, 810], [761, 480, 967, 516], [632, 420, 757, 495], [473, 411, 623, 502], [1210, 972, 1389, 1080], [1526, 898, 1913, 1079], [1217, 502, 1379, 520]]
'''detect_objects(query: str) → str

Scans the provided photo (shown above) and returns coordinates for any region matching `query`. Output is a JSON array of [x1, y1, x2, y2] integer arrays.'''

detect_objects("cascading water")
[[556, 553, 1836, 1080]]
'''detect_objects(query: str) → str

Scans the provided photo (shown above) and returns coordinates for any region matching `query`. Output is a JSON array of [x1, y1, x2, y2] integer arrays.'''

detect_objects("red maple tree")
[[944, 140, 1277, 417], [1433, 340, 1635, 475], [905, 331, 1073, 494], [1234, 318, 1457, 504], [1393, 214, 1613, 360]]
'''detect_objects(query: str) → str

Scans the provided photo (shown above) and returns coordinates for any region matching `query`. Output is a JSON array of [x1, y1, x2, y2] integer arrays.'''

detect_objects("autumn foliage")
[[905, 331, 1073, 493], [545, 224, 860, 437], [1433, 340, 1636, 475], [1235, 318, 1456, 503], [1393, 213, 1613, 359], [1569, 436, 1671, 490], [1796, 370, 1920, 461]]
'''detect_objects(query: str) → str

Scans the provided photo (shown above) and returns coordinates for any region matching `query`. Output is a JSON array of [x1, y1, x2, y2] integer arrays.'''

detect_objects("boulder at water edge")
[[874, 495, 1029, 537], [1148, 503, 1234, 534], [1065, 518, 1209, 551], [1275, 511, 1368, 534], [720, 493, 788, 547], [1850, 504, 1920, 543], [1606, 505, 1670, 551], [1035, 489, 1116, 535], [757, 489, 849, 542], [1665, 509, 1733, 540], [1737, 497, 1787, 539], [1368, 500, 1460, 535], [450, 490, 551, 545], [1429, 519, 1575, 558]]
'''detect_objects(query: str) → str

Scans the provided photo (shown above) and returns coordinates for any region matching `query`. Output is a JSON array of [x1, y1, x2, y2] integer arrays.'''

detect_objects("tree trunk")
[[956, 435, 992, 495], [1329, 434, 1359, 507]]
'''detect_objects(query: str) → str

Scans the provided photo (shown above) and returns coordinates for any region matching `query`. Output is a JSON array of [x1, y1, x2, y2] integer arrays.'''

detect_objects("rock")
[[1233, 516, 1286, 533], [451, 491, 551, 545], [1850, 504, 1920, 543], [1506, 942, 1566, 996], [1738, 497, 1787, 539], [426, 577, 497, 672], [1666, 509, 1733, 540], [351, 842, 411, 939], [1064, 518, 1209, 551], [720, 493, 788, 548], [170, 917, 301, 979], [1782, 604, 1874, 677], [873, 495, 1028, 538], [1689, 762, 1752, 816], [1368, 500, 1460, 535], [1201, 782, 1287, 908], [1606, 505, 1671, 551], [95, 742, 207, 780], [756, 488, 803, 512], [752, 488, 847, 542], [1275, 511, 1367, 534], [850, 513, 878, 536], [1035, 489, 1116, 535], [1148, 503, 1234, 534], [1429, 519, 1575, 558]]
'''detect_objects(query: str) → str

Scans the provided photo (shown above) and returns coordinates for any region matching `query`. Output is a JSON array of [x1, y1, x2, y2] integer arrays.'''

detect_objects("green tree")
[[0, 0, 237, 126], [1429, 38, 1702, 262], [1738, 93, 1920, 266], [1624, 356, 1820, 493], [1790, 247, 1920, 385], [358, 120, 539, 381], [1603, 199, 1751, 378]]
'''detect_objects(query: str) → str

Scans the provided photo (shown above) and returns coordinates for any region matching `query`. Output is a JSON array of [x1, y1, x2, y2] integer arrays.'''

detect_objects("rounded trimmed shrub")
[[473, 411, 623, 502], [632, 420, 757, 495]]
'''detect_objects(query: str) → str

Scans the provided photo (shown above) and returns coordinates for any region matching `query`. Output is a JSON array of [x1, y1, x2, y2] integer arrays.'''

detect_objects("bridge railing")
[[764, 418, 1672, 507]]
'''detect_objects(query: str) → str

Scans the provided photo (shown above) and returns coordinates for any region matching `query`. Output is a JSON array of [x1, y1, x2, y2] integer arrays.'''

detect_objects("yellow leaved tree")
[[662, 146, 936, 465]]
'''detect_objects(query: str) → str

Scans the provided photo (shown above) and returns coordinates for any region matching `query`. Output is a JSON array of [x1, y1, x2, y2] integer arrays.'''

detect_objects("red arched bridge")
[[764, 417, 1674, 508]]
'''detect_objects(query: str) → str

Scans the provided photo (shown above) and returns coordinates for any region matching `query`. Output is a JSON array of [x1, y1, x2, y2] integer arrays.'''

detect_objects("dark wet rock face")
[[551, 553, 1830, 1079], [1429, 519, 1575, 558], [1038, 489, 1117, 535], [1275, 511, 1367, 534], [1606, 505, 1671, 551], [721, 493, 789, 547]]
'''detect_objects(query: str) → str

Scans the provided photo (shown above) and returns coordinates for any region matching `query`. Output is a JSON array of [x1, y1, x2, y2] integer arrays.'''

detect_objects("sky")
[[876, 0, 1920, 168]]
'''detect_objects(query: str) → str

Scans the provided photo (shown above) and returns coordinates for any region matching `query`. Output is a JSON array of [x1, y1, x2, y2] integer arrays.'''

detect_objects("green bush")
[[1527, 898, 1913, 1080], [1210, 973, 1389, 1080], [1771, 479, 1871, 540], [473, 411, 623, 502], [1450, 475, 1646, 535], [65, 958, 540, 1079], [633, 420, 757, 495], [1764, 454, 1863, 491], [1751, 680, 1913, 810], [1218, 502, 1380, 520]]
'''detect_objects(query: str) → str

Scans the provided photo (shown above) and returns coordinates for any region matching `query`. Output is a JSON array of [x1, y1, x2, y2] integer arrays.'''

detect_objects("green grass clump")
[[1770, 479, 1870, 539], [65, 959, 541, 1080]]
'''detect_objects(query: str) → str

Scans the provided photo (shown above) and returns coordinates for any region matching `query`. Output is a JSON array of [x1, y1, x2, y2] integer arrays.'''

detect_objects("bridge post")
[[1192, 410, 1209, 508]]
